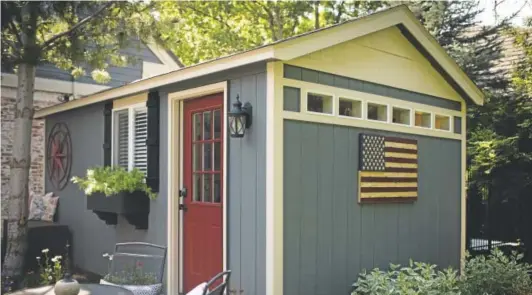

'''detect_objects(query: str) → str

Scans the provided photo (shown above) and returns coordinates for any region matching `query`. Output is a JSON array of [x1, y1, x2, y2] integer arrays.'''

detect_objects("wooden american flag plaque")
[[358, 134, 418, 203]]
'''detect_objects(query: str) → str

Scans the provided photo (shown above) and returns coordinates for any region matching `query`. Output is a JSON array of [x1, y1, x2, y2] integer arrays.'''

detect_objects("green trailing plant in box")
[[71, 166, 157, 200]]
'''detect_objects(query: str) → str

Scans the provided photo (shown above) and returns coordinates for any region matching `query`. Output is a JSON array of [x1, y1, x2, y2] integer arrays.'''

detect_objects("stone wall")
[[1, 87, 62, 217]]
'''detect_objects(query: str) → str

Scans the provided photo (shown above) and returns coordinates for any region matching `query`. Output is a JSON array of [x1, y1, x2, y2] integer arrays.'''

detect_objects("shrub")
[[352, 261, 460, 295], [460, 248, 532, 295], [71, 166, 157, 200]]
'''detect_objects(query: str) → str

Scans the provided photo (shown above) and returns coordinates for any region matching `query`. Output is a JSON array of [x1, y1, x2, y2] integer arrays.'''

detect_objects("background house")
[[0, 42, 181, 218]]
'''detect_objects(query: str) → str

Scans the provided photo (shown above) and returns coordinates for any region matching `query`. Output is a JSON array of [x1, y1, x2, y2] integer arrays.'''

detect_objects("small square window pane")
[[203, 174, 212, 202], [307, 92, 333, 114], [339, 98, 362, 118], [415, 111, 431, 128], [367, 103, 387, 122], [392, 107, 411, 125], [193, 174, 201, 202], [193, 113, 202, 141], [213, 110, 221, 139], [214, 142, 221, 171], [213, 174, 221, 203], [203, 143, 212, 171], [203, 111, 211, 140], [435, 115, 450, 131]]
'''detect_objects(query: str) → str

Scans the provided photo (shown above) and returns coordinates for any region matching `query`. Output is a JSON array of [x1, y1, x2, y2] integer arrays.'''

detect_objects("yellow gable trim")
[[287, 27, 462, 102], [35, 5, 483, 118]]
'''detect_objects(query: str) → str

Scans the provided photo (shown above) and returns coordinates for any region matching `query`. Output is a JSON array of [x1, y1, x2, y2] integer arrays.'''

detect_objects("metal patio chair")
[[202, 270, 231, 295], [101, 242, 167, 295]]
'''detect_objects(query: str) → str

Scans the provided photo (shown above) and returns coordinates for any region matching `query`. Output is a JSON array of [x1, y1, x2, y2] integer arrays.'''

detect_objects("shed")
[[35, 5, 484, 295]]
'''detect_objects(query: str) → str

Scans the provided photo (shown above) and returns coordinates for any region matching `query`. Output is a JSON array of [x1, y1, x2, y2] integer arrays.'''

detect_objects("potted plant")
[[100, 255, 161, 295], [71, 166, 157, 229]]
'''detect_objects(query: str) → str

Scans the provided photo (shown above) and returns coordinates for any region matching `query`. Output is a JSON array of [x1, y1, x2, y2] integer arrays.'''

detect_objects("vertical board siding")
[[44, 97, 169, 276], [228, 78, 243, 294], [283, 120, 461, 295], [227, 71, 267, 295], [44, 103, 117, 274], [283, 122, 302, 295], [43, 63, 267, 295]]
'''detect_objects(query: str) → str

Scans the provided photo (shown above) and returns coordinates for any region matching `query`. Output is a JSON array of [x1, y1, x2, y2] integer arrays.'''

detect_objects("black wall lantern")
[[228, 94, 252, 138]]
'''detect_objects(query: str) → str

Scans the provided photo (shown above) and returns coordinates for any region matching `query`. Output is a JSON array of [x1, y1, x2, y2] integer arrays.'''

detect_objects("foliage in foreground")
[[71, 166, 157, 200], [352, 249, 532, 295], [460, 249, 532, 295]]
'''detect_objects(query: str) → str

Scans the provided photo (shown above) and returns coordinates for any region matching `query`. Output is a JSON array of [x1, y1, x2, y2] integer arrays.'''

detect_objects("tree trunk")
[[3, 63, 36, 278], [314, 1, 320, 29], [3, 2, 38, 279]]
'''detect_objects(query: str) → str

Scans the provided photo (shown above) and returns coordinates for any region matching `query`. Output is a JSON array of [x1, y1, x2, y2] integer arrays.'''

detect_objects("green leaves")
[[71, 166, 157, 200], [352, 260, 460, 295], [352, 249, 532, 295], [461, 249, 532, 295]]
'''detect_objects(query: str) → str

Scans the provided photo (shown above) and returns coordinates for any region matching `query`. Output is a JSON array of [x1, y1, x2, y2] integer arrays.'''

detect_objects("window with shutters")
[[112, 103, 148, 175]]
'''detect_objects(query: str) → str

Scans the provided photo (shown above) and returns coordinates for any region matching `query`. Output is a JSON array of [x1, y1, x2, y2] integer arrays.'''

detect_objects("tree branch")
[[8, 21, 23, 48], [41, 1, 114, 50]]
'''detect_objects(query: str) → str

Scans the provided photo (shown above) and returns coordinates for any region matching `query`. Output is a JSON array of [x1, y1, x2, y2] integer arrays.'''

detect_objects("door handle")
[[178, 204, 187, 212]]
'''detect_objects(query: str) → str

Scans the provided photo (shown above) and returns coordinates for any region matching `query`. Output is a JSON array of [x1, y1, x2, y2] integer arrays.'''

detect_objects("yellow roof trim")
[[35, 5, 483, 118]]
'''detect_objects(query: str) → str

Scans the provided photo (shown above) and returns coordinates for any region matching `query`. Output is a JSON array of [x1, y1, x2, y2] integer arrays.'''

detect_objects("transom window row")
[[284, 86, 456, 132]]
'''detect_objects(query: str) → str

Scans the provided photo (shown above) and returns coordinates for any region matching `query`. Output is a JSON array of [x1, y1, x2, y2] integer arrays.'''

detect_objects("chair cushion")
[[186, 283, 208, 295], [28, 192, 58, 222]]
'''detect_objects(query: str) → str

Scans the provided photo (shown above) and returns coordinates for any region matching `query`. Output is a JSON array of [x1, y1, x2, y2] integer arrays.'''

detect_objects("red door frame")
[[182, 93, 224, 292]]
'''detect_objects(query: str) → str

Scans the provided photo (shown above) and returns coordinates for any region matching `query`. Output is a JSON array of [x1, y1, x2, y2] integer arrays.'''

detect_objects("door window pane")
[[193, 143, 201, 172], [193, 113, 202, 141], [213, 110, 221, 139], [214, 142, 221, 171], [203, 143, 212, 170], [203, 111, 211, 140], [203, 174, 212, 202], [193, 174, 201, 202], [213, 174, 221, 203]]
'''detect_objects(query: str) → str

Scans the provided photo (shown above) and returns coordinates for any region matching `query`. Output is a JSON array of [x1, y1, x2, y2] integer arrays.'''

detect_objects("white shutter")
[[133, 108, 148, 175], [116, 110, 129, 169]]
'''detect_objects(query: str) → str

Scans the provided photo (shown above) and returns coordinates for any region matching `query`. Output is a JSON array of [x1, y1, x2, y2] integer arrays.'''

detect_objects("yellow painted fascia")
[[112, 92, 148, 109]]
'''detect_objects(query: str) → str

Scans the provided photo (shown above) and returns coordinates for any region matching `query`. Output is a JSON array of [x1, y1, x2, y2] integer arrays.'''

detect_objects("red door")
[[183, 93, 224, 292]]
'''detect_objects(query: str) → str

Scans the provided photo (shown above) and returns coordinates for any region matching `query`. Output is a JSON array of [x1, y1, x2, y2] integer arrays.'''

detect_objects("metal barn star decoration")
[[47, 122, 72, 190]]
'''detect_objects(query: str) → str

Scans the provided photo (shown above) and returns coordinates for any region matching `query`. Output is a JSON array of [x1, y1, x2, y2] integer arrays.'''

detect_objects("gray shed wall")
[[44, 103, 117, 274], [283, 120, 461, 295], [44, 63, 267, 294], [158, 63, 267, 295]]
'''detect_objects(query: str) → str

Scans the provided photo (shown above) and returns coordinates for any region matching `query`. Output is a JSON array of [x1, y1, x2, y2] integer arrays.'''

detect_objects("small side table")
[[8, 284, 134, 295]]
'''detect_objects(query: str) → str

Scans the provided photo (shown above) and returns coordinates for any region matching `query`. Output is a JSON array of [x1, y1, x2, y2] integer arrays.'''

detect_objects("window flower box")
[[87, 190, 150, 230], [72, 166, 156, 230]]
